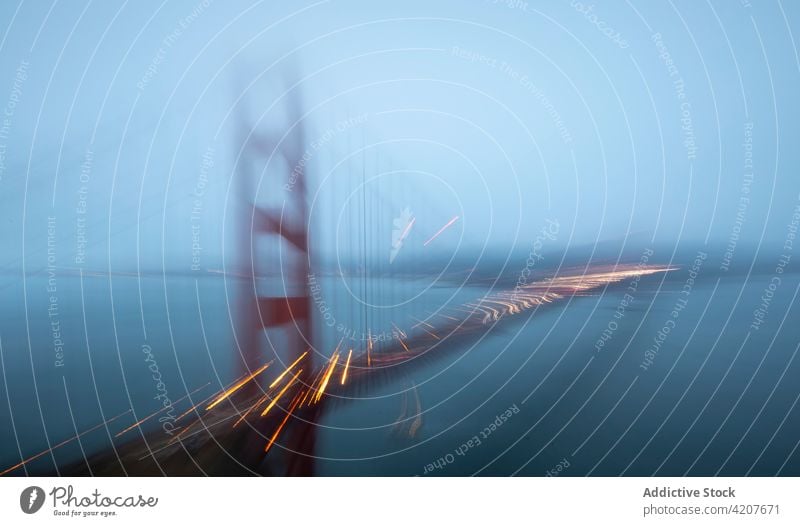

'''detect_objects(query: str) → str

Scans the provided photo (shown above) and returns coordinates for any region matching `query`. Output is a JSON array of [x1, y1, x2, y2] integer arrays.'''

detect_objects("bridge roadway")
[[6, 263, 672, 476]]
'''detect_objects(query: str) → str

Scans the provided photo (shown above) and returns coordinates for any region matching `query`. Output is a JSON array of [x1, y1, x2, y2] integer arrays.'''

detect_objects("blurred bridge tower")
[[235, 76, 315, 475]]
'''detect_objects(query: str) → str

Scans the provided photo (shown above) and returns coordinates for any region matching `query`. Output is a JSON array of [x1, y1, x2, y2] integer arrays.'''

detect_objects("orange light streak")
[[268, 351, 308, 388], [304, 366, 328, 408], [176, 391, 218, 422], [168, 420, 197, 444], [299, 387, 313, 407], [116, 383, 210, 438], [314, 352, 339, 403], [261, 370, 302, 417], [410, 316, 435, 329], [233, 392, 270, 428], [419, 326, 440, 340], [397, 336, 410, 353], [174, 381, 231, 422], [264, 393, 303, 453], [0, 409, 133, 476], [206, 361, 272, 410], [390, 322, 408, 339], [341, 349, 353, 385]]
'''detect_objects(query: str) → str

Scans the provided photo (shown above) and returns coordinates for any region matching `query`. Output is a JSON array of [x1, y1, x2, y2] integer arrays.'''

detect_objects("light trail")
[[110, 263, 679, 473], [116, 383, 211, 438], [167, 420, 197, 444], [465, 303, 494, 323], [399, 216, 416, 242], [261, 370, 302, 417], [176, 391, 220, 422], [341, 349, 353, 385], [396, 336, 411, 353], [451, 306, 482, 318], [303, 366, 328, 408], [390, 322, 407, 339], [206, 362, 272, 410], [269, 351, 308, 388], [233, 392, 270, 428], [418, 326, 440, 340], [423, 215, 459, 246], [0, 409, 133, 476], [314, 352, 340, 403], [151, 412, 243, 457], [299, 387, 313, 407], [410, 316, 435, 329], [483, 298, 520, 315], [264, 392, 303, 453]]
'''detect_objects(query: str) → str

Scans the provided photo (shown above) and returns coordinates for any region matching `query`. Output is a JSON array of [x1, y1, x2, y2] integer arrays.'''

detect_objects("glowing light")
[[390, 323, 408, 339], [314, 352, 340, 403], [233, 393, 270, 427], [299, 387, 313, 407], [423, 216, 460, 246], [261, 369, 302, 417], [397, 336, 410, 353], [269, 351, 308, 388], [176, 386, 222, 422], [264, 393, 303, 453], [141, 263, 678, 464], [341, 349, 353, 385], [206, 362, 272, 410], [304, 367, 327, 408], [418, 326, 440, 340], [410, 316, 435, 329], [399, 216, 416, 241]]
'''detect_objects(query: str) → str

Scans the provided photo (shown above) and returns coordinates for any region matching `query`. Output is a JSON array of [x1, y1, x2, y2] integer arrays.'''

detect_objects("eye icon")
[[20, 486, 45, 514]]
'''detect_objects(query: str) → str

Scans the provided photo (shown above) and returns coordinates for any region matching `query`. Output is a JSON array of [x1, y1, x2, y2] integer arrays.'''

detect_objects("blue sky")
[[0, 0, 798, 274]]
